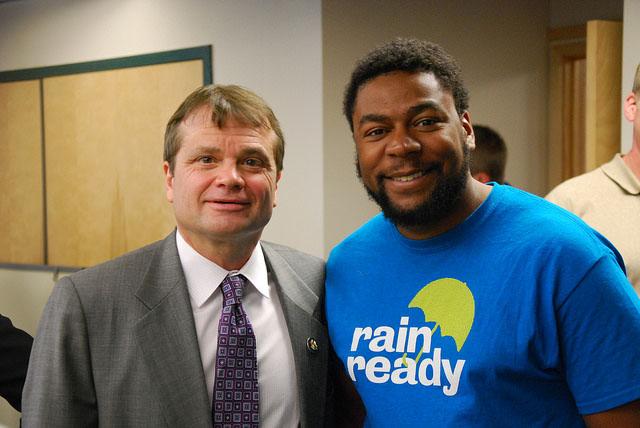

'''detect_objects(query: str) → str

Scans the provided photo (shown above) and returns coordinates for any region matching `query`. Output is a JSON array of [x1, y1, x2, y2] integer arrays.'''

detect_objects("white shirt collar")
[[176, 230, 270, 308]]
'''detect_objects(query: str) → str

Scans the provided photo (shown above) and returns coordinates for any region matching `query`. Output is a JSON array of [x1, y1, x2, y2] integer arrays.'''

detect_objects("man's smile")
[[204, 198, 251, 210]]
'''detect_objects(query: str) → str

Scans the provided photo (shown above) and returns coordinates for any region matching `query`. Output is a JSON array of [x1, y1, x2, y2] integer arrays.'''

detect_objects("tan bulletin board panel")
[[0, 80, 44, 264], [44, 60, 202, 267]]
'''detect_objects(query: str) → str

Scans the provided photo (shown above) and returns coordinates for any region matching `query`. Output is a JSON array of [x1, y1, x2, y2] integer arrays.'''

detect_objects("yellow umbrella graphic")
[[402, 278, 475, 366]]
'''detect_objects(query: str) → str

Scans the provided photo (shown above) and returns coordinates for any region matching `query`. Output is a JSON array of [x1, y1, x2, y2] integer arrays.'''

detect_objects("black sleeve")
[[0, 313, 34, 411]]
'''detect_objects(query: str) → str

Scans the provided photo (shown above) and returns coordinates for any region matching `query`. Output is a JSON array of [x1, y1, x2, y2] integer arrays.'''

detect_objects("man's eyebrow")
[[189, 145, 222, 154], [238, 146, 269, 157], [358, 113, 389, 127], [407, 101, 445, 117], [357, 101, 446, 128]]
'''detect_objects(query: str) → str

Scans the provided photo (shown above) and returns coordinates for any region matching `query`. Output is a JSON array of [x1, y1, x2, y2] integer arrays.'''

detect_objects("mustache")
[[355, 157, 441, 181]]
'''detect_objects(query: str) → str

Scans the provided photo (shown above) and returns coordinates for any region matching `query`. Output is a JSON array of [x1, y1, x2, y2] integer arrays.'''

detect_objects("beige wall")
[[323, 0, 550, 253]]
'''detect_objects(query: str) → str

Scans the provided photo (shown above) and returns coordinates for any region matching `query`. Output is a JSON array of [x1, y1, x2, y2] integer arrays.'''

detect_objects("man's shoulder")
[[261, 242, 325, 297], [261, 241, 324, 271], [554, 167, 607, 189], [545, 164, 612, 208], [496, 186, 624, 268]]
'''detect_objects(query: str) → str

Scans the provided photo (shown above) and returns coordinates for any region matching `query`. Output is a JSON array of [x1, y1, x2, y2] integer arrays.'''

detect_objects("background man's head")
[[343, 37, 469, 132], [164, 84, 285, 173], [626, 63, 640, 148], [470, 125, 507, 184]]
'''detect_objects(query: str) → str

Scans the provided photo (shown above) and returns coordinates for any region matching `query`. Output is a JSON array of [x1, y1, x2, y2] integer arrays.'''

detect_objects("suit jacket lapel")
[[262, 242, 328, 428], [133, 232, 212, 427]]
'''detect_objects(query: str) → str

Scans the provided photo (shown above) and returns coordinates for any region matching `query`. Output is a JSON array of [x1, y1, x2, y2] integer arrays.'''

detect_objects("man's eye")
[[364, 128, 386, 138], [243, 158, 264, 167], [198, 156, 214, 163], [415, 118, 439, 127]]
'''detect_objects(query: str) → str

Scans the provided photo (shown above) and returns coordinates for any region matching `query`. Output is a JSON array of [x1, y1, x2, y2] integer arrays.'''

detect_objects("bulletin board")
[[0, 80, 44, 265], [0, 46, 212, 269]]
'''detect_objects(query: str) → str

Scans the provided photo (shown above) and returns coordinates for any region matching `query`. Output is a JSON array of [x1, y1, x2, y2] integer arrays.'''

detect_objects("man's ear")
[[624, 92, 637, 123], [461, 111, 475, 150], [273, 170, 282, 208], [163, 161, 174, 203], [473, 171, 491, 184]]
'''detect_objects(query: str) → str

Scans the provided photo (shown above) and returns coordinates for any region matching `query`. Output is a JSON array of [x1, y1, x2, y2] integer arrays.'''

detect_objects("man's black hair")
[[470, 125, 507, 184], [343, 38, 469, 131]]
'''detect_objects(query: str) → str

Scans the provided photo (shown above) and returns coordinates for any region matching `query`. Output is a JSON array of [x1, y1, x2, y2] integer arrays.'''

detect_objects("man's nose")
[[215, 161, 244, 188], [385, 129, 421, 156]]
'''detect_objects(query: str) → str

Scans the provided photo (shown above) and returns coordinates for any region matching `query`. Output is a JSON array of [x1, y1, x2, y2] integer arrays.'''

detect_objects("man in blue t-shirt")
[[326, 38, 640, 427]]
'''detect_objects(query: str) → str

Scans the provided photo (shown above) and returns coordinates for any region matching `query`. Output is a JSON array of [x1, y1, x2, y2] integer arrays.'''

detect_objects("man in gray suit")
[[23, 85, 333, 427]]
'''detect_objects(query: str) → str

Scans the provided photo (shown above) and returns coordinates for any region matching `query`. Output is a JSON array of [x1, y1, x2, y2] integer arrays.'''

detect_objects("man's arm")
[[0, 314, 33, 411], [558, 254, 640, 421], [583, 399, 640, 427], [21, 276, 98, 426]]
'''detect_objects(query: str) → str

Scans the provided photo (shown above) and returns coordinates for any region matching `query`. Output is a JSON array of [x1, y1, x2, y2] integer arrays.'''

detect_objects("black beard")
[[357, 144, 470, 231]]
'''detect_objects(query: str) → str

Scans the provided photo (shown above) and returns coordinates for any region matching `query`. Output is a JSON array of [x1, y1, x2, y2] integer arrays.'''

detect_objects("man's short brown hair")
[[633, 63, 640, 95], [164, 84, 285, 172]]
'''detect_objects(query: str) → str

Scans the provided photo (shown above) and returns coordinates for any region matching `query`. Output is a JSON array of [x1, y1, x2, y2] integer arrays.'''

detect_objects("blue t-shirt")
[[326, 184, 640, 427]]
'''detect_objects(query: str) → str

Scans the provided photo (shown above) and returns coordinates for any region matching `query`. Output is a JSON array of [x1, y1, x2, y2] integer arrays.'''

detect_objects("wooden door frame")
[[548, 25, 586, 189]]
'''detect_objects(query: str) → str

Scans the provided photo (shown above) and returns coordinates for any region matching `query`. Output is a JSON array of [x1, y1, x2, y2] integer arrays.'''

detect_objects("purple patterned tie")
[[213, 273, 260, 427]]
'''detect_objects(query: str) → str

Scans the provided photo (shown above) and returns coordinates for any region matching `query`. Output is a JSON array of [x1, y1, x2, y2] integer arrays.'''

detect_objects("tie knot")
[[220, 273, 246, 306]]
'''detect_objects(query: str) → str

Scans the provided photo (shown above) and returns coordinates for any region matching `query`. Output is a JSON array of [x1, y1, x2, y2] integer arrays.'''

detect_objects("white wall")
[[622, 0, 640, 152], [323, 0, 549, 253]]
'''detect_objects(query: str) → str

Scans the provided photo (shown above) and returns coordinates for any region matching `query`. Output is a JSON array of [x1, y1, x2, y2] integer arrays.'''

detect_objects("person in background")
[[470, 124, 507, 184], [326, 38, 640, 426], [23, 84, 334, 427], [0, 313, 32, 412], [546, 63, 640, 293]]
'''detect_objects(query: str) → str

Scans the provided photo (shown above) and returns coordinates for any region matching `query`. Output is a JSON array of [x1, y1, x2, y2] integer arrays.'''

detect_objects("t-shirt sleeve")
[[557, 254, 640, 414]]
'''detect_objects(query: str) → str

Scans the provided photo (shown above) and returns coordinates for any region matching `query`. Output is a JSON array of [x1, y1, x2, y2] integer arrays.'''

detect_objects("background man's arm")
[[0, 314, 33, 411]]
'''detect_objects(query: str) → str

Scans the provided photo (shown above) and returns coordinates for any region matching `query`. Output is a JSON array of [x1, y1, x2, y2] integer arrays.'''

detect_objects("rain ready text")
[[346, 316, 465, 396]]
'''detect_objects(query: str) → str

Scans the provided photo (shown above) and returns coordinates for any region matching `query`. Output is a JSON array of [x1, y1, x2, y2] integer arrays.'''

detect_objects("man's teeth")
[[393, 171, 425, 182]]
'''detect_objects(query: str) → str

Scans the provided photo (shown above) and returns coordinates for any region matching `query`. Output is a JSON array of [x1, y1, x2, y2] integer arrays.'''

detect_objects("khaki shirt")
[[547, 154, 640, 293]]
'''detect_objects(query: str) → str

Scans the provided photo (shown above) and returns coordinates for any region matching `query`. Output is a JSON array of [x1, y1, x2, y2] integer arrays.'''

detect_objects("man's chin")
[[366, 184, 463, 229], [381, 205, 439, 229]]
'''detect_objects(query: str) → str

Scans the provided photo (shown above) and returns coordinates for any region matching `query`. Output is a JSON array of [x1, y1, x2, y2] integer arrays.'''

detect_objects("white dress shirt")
[[176, 231, 300, 427]]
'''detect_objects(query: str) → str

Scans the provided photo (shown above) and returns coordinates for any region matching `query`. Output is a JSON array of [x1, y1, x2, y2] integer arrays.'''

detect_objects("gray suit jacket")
[[22, 232, 332, 427]]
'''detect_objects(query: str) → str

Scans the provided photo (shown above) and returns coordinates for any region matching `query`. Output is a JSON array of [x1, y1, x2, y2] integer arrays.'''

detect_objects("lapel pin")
[[307, 337, 319, 352]]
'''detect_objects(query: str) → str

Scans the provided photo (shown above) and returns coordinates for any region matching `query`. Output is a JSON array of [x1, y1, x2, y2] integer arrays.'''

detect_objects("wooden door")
[[547, 21, 622, 191]]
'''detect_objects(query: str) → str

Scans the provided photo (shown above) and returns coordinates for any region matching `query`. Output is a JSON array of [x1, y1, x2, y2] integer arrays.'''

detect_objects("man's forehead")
[[182, 103, 214, 127], [178, 105, 277, 147], [359, 71, 444, 99], [353, 71, 452, 117], [181, 104, 269, 134]]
